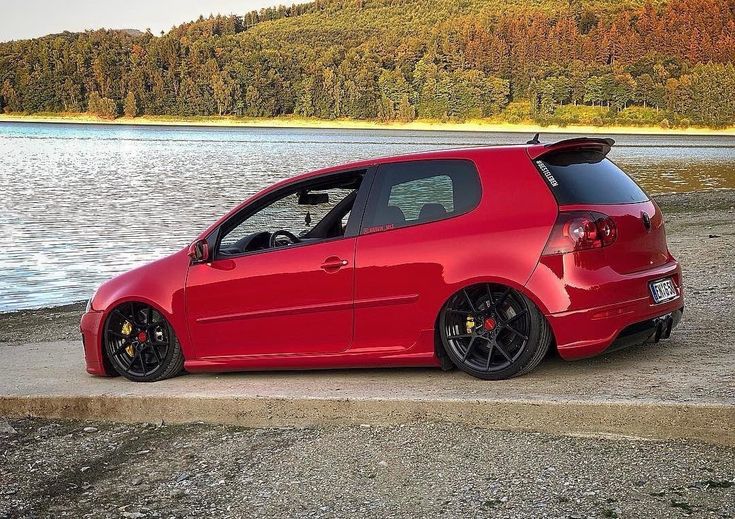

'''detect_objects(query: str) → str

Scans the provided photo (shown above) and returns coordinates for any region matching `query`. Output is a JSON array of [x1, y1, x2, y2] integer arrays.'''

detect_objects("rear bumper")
[[603, 307, 683, 355], [527, 255, 684, 360], [80, 310, 111, 376]]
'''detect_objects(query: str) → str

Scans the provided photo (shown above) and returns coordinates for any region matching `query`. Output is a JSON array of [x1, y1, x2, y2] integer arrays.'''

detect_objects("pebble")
[[35, 424, 58, 437], [0, 420, 17, 435]]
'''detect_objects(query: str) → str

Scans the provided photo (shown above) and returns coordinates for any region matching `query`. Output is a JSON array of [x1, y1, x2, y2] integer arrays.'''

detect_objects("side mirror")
[[188, 239, 209, 263]]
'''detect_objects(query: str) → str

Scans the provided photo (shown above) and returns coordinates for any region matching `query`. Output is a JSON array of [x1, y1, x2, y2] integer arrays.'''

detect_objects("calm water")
[[1, 122, 734, 312]]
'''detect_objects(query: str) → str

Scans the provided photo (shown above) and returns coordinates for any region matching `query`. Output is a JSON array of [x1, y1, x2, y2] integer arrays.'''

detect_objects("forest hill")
[[0, 0, 734, 128]]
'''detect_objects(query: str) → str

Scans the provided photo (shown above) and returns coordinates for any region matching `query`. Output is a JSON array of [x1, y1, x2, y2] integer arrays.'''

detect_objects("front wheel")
[[439, 284, 551, 380], [103, 302, 184, 382]]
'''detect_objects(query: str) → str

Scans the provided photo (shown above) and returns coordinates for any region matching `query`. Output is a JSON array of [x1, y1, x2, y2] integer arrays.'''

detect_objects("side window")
[[219, 192, 302, 250], [388, 175, 454, 220], [362, 159, 481, 233], [217, 172, 364, 257]]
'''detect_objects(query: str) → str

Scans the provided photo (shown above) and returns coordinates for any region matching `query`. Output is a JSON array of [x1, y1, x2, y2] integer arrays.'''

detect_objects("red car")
[[81, 137, 684, 382]]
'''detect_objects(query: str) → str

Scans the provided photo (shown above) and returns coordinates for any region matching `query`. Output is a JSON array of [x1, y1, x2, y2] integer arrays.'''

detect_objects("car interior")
[[372, 202, 449, 227], [218, 172, 363, 257]]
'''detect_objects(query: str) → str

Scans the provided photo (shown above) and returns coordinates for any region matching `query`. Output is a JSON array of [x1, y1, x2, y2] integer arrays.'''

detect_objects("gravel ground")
[[0, 302, 85, 344], [0, 418, 733, 518], [1, 190, 734, 518]]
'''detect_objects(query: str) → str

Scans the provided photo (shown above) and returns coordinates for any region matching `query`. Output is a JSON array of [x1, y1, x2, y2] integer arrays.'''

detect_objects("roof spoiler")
[[527, 137, 615, 160]]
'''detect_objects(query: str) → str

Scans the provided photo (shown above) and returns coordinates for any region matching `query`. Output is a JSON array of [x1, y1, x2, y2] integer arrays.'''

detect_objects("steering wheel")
[[269, 230, 301, 248]]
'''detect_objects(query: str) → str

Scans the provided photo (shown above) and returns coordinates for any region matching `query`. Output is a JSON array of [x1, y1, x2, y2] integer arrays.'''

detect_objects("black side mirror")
[[187, 239, 209, 263]]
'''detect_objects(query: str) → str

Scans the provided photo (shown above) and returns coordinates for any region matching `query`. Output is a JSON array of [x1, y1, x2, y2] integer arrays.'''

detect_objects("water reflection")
[[1, 122, 733, 311]]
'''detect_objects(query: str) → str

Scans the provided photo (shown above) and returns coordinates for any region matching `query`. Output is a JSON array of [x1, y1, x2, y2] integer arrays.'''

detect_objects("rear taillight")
[[542, 211, 617, 256]]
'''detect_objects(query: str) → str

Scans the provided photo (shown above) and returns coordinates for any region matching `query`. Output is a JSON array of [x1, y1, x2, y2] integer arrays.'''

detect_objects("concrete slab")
[[0, 339, 732, 446]]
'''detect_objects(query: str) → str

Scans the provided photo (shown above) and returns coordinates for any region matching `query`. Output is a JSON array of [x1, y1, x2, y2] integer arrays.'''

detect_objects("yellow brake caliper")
[[466, 315, 475, 335], [121, 321, 134, 356]]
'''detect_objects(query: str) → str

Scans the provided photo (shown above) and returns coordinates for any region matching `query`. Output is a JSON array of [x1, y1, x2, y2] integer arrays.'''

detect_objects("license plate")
[[650, 277, 678, 304]]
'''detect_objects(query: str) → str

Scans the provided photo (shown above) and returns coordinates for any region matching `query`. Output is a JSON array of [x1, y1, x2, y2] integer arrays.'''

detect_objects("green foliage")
[[0, 0, 733, 126], [123, 91, 138, 117], [87, 92, 118, 119]]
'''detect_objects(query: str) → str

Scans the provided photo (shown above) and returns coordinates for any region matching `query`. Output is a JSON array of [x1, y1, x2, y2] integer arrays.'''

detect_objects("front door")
[[185, 170, 367, 359], [186, 238, 356, 358]]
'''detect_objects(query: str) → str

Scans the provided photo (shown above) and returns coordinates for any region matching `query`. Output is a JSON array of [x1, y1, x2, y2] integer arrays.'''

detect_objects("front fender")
[[90, 248, 193, 359]]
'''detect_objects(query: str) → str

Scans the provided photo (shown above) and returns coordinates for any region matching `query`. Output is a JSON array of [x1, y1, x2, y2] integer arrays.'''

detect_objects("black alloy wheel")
[[440, 284, 551, 380], [104, 302, 184, 382]]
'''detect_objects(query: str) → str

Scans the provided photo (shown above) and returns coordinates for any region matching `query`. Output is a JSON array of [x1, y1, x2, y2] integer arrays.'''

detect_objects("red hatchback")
[[81, 137, 684, 382]]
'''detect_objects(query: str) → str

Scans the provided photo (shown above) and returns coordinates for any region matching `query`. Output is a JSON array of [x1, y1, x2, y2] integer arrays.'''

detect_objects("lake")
[[1, 122, 734, 312]]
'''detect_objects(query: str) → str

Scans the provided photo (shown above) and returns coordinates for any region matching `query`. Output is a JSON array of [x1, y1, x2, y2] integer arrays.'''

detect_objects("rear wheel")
[[103, 302, 184, 382], [439, 284, 551, 380]]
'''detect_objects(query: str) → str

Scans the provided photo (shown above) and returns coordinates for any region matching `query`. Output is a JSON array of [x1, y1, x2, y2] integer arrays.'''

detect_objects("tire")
[[439, 284, 551, 380], [103, 302, 185, 382]]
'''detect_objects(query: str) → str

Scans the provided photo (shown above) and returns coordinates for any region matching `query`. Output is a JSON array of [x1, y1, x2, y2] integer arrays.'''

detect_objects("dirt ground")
[[1, 190, 734, 518]]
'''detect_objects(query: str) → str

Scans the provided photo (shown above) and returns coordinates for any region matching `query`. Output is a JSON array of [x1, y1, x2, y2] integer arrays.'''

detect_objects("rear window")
[[536, 150, 648, 205]]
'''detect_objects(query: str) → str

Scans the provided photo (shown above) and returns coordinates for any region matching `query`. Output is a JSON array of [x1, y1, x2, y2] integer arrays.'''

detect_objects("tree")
[[610, 73, 636, 111], [0, 80, 20, 113], [665, 76, 694, 115], [211, 71, 234, 116], [690, 63, 735, 126], [378, 69, 413, 120], [635, 73, 656, 108], [123, 91, 138, 117], [583, 76, 606, 106], [87, 91, 118, 119]]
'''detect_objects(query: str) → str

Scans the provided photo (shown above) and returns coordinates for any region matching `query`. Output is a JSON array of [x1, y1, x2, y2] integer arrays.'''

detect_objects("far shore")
[[2, 113, 734, 136]]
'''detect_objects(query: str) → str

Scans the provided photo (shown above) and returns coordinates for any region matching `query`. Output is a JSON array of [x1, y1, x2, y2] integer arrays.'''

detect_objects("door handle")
[[321, 256, 349, 272]]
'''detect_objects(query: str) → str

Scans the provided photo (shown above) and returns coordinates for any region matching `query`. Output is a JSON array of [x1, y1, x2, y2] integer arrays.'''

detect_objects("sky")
[[0, 0, 286, 42]]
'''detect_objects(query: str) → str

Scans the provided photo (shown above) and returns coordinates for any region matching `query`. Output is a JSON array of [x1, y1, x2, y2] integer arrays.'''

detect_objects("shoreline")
[[2, 113, 735, 136]]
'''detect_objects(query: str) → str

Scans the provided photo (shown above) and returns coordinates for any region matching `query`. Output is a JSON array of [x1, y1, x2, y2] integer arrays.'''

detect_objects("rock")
[[0, 420, 17, 435], [83, 426, 98, 433]]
